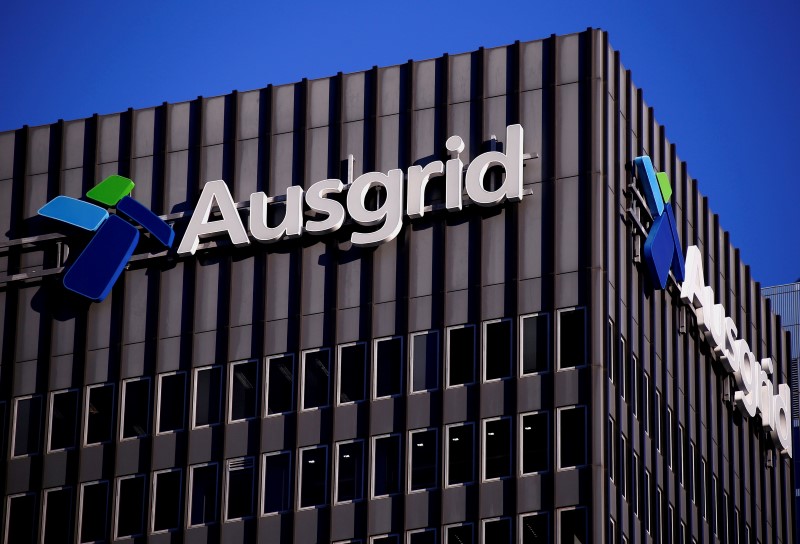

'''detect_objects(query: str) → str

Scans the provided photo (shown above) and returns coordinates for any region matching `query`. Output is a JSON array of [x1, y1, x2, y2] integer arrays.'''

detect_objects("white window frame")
[[607, 318, 616, 383], [444, 422, 475, 488], [556, 507, 587, 544], [187, 462, 219, 528], [334, 439, 365, 504], [264, 353, 295, 417], [10, 395, 41, 459], [608, 417, 616, 482], [631, 354, 639, 417], [555, 307, 587, 370], [407, 428, 438, 493], [643, 372, 650, 435], [300, 348, 331, 412], [41, 486, 72, 544], [228, 359, 259, 423], [223, 457, 255, 522], [156, 371, 186, 435], [5, 492, 36, 544], [620, 434, 628, 499], [712, 475, 718, 535], [372, 336, 404, 400], [609, 517, 616, 543], [482, 318, 513, 383], [632, 451, 640, 515], [556, 405, 587, 471], [678, 424, 685, 487], [520, 312, 550, 376], [666, 407, 673, 468], [369, 535, 399, 544], [482, 516, 512, 542], [114, 473, 146, 539], [337, 342, 368, 406], [150, 468, 182, 534], [620, 336, 627, 400], [482, 416, 512, 482], [520, 410, 549, 476], [260, 451, 292, 516], [409, 330, 440, 394], [645, 470, 651, 534], [119, 377, 151, 441], [47, 388, 78, 453], [371, 434, 402, 498], [519, 512, 549, 544], [191, 365, 222, 429], [701, 459, 707, 519], [668, 504, 674, 543], [445, 323, 476, 388], [298, 445, 328, 510], [689, 441, 696, 502], [407, 528, 436, 543], [444, 522, 473, 544], [655, 389, 662, 451], [78, 480, 109, 544], [83, 383, 115, 447], [657, 487, 663, 544]]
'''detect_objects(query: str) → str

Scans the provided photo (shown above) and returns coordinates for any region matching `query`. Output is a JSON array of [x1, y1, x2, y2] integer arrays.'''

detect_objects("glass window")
[[607, 318, 616, 383], [85, 384, 114, 445], [225, 457, 255, 521], [409, 429, 437, 491], [299, 446, 327, 508], [645, 470, 651, 533], [374, 336, 402, 399], [193, 366, 222, 428], [522, 412, 549, 474], [521, 313, 549, 374], [520, 512, 549, 544], [157, 372, 186, 433], [43, 487, 72, 544], [5, 493, 36, 544], [700, 459, 707, 519], [484, 417, 511, 480], [115, 475, 146, 539], [189, 464, 218, 526], [302, 349, 331, 410], [631, 355, 639, 417], [266, 354, 294, 415], [152, 469, 182, 533], [121, 378, 150, 439], [557, 308, 586, 369], [632, 452, 639, 515], [263, 451, 292, 514], [411, 330, 439, 393], [371, 536, 399, 544], [608, 417, 616, 482], [49, 389, 78, 451], [484, 319, 512, 381], [620, 337, 627, 400], [372, 435, 401, 497], [446, 423, 474, 486], [445, 524, 472, 544], [408, 528, 436, 544], [229, 360, 258, 421], [557, 406, 586, 469], [558, 507, 586, 544], [655, 389, 662, 450], [620, 435, 627, 498], [667, 407, 673, 468], [335, 440, 364, 503], [483, 518, 511, 543], [447, 325, 475, 387], [338, 343, 367, 404], [79, 481, 109, 543], [12, 395, 41, 457], [643, 372, 650, 435]]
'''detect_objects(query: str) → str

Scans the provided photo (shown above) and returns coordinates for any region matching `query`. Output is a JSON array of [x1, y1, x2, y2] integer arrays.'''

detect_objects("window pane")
[[50, 390, 78, 450], [339, 344, 366, 404], [158, 373, 186, 433], [153, 470, 182, 532], [521, 513, 549, 544], [122, 379, 150, 438], [446, 524, 472, 544], [559, 407, 586, 468], [303, 350, 330, 409], [336, 441, 364, 502], [80, 482, 109, 543], [267, 355, 294, 414], [116, 476, 145, 538], [559, 508, 587, 544], [484, 419, 511, 479], [485, 320, 511, 380], [194, 367, 222, 427], [408, 529, 436, 544], [264, 452, 292, 514], [13, 396, 41, 456], [189, 465, 218, 526], [522, 413, 548, 474], [231, 361, 257, 420], [6, 494, 36, 544], [300, 448, 327, 507], [375, 337, 402, 398], [373, 435, 401, 496], [410, 429, 437, 491], [558, 308, 585, 369], [448, 326, 475, 386], [86, 385, 114, 445], [412, 331, 439, 392], [447, 425, 474, 485], [43, 488, 72, 544], [226, 458, 255, 520], [484, 519, 511, 543], [373, 537, 399, 544], [521, 314, 549, 374]]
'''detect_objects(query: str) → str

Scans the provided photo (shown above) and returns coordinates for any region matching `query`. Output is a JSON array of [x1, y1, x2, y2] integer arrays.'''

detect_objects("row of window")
[[8, 309, 587, 458]]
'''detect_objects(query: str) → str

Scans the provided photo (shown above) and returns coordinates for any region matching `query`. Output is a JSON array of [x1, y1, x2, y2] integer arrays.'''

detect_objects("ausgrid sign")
[[177, 124, 525, 255]]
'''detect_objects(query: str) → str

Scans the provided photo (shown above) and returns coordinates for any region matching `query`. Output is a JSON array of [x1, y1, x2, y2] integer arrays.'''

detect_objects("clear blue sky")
[[1, 0, 798, 286]]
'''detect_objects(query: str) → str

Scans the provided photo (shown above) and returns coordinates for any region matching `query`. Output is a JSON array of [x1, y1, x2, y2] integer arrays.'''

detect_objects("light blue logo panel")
[[38, 196, 108, 231]]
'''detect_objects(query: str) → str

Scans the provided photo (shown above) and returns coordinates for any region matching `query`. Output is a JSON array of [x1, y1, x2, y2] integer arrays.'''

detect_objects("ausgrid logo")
[[633, 156, 685, 289], [38, 175, 175, 302]]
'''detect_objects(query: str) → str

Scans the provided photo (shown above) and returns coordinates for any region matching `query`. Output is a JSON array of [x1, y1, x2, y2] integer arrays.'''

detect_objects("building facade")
[[0, 28, 794, 543]]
